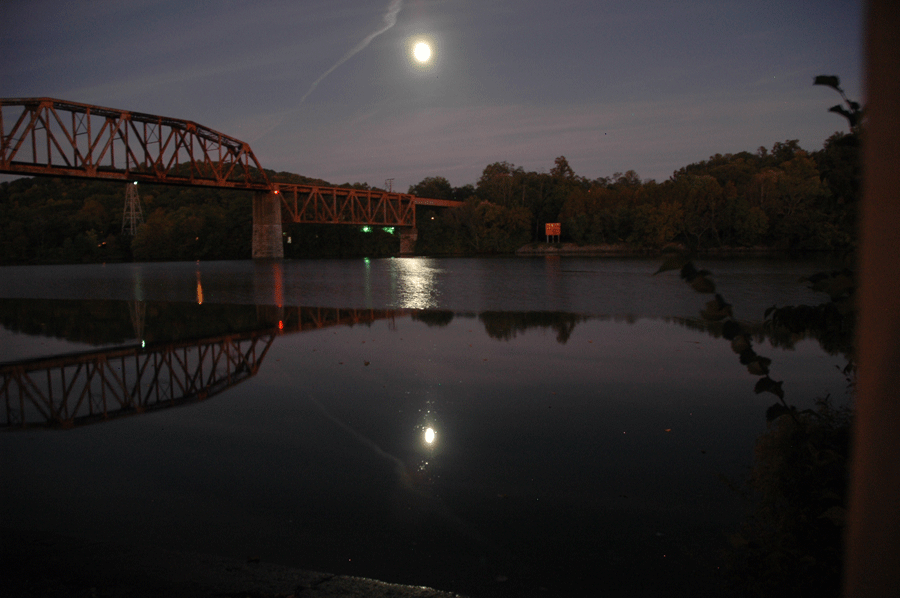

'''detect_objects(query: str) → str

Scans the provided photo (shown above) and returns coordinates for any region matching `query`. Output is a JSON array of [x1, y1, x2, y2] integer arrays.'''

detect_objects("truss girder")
[[1, 331, 274, 429], [1, 97, 464, 229], [0, 97, 270, 189], [277, 184, 419, 227]]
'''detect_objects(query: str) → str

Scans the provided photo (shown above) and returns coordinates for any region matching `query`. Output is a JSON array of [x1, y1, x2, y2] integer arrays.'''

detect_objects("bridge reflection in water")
[[1, 306, 405, 430], [2, 299, 799, 431]]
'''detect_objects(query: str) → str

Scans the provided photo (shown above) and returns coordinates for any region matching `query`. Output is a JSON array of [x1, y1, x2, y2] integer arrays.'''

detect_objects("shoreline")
[[1, 527, 466, 598], [514, 242, 788, 257]]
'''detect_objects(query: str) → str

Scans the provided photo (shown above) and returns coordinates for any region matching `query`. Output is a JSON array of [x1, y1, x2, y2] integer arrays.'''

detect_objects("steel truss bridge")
[[1, 306, 406, 430], [0, 97, 461, 256], [274, 184, 456, 227]]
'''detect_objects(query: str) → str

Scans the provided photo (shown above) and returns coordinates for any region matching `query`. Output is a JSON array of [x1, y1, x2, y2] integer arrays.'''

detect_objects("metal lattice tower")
[[122, 182, 144, 235]]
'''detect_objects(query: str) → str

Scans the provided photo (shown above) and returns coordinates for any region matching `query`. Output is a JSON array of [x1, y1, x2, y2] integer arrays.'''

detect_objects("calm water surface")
[[0, 257, 850, 597]]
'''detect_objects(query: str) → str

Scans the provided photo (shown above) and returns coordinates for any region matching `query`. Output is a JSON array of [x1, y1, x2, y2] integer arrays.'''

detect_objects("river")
[[0, 256, 851, 597]]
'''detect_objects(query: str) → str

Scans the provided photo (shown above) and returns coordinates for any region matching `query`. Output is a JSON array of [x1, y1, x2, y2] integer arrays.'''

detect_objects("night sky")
[[1, 0, 864, 191]]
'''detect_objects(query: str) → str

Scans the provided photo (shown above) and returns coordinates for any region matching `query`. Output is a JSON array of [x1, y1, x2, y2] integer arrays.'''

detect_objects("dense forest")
[[0, 129, 859, 264], [414, 131, 859, 254]]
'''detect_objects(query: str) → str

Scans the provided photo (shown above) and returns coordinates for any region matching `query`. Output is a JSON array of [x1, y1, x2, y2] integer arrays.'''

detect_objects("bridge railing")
[[0, 97, 270, 189]]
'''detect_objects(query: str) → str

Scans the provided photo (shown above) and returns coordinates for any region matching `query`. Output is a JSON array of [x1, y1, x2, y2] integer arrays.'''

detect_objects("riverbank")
[[515, 242, 785, 257], [1, 528, 466, 598]]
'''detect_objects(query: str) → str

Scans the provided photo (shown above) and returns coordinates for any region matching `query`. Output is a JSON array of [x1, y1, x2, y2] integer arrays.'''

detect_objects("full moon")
[[413, 42, 432, 63]]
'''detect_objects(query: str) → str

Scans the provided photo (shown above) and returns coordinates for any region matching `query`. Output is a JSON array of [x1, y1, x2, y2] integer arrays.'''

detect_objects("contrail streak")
[[299, 0, 404, 104], [247, 0, 403, 144]]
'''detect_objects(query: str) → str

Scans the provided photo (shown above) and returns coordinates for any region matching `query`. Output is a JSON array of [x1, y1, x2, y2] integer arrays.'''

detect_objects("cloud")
[[299, 0, 404, 104]]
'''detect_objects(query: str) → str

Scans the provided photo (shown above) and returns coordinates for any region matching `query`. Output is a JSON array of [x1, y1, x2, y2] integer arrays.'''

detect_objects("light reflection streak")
[[363, 257, 372, 308], [393, 258, 441, 309], [196, 270, 204, 305], [131, 265, 144, 302], [416, 399, 439, 477], [272, 262, 284, 307]]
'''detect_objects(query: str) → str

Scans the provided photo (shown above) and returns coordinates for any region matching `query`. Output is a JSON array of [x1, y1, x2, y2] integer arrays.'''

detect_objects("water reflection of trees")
[[666, 315, 852, 358], [0, 298, 137, 345], [411, 310, 455, 328], [478, 311, 590, 344], [0, 299, 272, 346], [0, 298, 853, 359], [472, 310, 851, 358]]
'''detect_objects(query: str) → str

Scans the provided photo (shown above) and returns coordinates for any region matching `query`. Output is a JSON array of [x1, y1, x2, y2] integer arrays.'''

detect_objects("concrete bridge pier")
[[252, 191, 284, 259], [399, 227, 418, 255]]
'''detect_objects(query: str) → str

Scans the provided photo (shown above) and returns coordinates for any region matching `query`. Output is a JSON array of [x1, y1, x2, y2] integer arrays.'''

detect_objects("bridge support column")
[[399, 227, 418, 255], [252, 191, 284, 259]]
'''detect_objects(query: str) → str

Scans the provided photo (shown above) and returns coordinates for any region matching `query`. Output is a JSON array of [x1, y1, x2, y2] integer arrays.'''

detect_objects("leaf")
[[731, 334, 751, 354], [680, 262, 698, 281], [829, 105, 859, 127], [814, 271, 854, 300], [677, 263, 716, 293], [829, 104, 850, 117], [755, 376, 785, 399], [747, 358, 770, 376], [700, 294, 732, 321], [739, 349, 757, 365], [813, 75, 842, 91], [722, 320, 742, 340], [741, 348, 772, 376], [766, 402, 794, 422], [689, 274, 716, 294]]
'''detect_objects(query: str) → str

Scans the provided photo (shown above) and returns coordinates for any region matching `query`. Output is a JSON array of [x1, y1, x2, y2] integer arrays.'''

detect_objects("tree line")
[[0, 130, 858, 264], [413, 132, 859, 254]]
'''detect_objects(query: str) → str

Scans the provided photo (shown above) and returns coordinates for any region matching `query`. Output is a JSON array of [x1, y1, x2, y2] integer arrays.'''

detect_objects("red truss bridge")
[[0, 97, 461, 257]]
